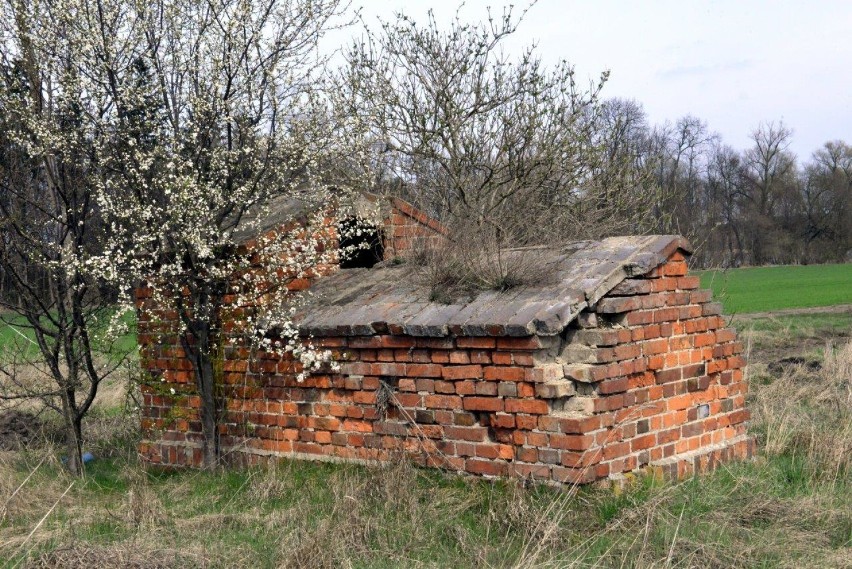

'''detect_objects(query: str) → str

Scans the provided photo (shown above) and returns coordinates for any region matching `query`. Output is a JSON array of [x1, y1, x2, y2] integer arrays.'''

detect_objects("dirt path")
[[733, 304, 852, 320]]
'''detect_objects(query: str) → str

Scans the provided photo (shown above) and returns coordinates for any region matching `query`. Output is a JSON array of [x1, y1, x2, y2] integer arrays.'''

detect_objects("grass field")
[[698, 263, 852, 314], [0, 315, 850, 567], [0, 310, 137, 362], [1, 270, 851, 567], [0, 314, 39, 360]]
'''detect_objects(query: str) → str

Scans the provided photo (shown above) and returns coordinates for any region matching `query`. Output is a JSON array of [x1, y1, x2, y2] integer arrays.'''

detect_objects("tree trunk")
[[64, 410, 84, 476], [196, 334, 220, 470], [181, 285, 224, 471]]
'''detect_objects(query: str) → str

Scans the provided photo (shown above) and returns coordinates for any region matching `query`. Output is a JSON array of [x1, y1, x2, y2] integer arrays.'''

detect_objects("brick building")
[[137, 198, 754, 485]]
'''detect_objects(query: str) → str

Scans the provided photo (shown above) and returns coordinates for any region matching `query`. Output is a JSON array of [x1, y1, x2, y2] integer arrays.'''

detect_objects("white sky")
[[342, 0, 852, 162]]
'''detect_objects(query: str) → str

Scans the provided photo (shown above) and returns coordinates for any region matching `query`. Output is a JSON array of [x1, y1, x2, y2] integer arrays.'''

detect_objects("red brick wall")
[[382, 198, 447, 259], [137, 249, 753, 484]]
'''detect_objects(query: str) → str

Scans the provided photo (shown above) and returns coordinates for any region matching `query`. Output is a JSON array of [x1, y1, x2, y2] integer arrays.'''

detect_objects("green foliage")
[[699, 263, 852, 313]]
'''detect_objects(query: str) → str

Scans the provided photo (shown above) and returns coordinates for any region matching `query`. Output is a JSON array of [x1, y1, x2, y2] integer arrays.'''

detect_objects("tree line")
[[596, 99, 852, 267]]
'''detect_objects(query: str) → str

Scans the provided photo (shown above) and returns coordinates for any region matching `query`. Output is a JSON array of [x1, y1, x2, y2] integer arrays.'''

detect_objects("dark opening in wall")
[[339, 217, 384, 269]]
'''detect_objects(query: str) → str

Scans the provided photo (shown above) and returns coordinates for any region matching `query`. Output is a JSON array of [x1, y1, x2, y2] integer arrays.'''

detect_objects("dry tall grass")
[[752, 340, 852, 486], [408, 232, 569, 302], [0, 342, 849, 568]]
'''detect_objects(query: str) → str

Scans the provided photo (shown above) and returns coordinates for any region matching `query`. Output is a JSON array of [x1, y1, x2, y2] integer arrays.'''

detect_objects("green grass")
[[2, 442, 849, 568], [698, 263, 852, 313], [0, 308, 137, 361], [0, 313, 40, 359], [2, 316, 851, 568], [1, 298, 850, 567]]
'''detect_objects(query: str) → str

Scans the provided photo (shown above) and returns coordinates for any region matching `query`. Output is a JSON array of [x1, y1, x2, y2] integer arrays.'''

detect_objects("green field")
[[0, 310, 137, 361], [698, 263, 852, 314]]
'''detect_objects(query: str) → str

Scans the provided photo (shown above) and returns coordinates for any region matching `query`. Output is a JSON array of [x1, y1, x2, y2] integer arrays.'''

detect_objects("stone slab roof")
[[296, 235, 692, 338], [230, 195, 310, 244]]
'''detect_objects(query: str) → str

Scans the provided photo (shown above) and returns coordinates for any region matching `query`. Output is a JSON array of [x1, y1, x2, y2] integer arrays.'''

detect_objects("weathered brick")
[[515, 446, 539, 463], [515, 414, 538, 430], [456, 337, 496, 349], [496, 337, 544, 350], [142, 232, 751, 484], [505, 398, 549, 414], [405, 363, 442, 377], [610, 279, 653, 296], [528, 362, 564, 383], [371, 362, 406, 376], [490, 413, 515, 428], [613, 344, 641, 361], [625, 310, 654, 326], [446, 426, 488, 442], [667, 394, 693, 411], [448, 351, 470, 364], [596, 296, 642, 314], [442, 365, 483, 380], [424, 394, 462, 409], [682, 363, 706, 379], [474, 381, 498, 396], [557, 415, 600, 434], [662, 261, 688, 277], [598, 376, 628, 394], [568, 328, 631, 347], [550, 433, 594, 451], [463, 397, 504, 412], [562, 344, 608, 364], [563, 363, 593, 382], [631, 433, 656, 451], [561, 396, 596, 414], [576, 312, 598, 328], [466, 459, 508, 477], [535, 381, 576, 399], [656, 368, 682, 384], [551, 466, 596, 485], [483, 366, 526, 381], [414, 378, 435, 392], [602, 441, 630, 460], [593, 394, 625, 412]]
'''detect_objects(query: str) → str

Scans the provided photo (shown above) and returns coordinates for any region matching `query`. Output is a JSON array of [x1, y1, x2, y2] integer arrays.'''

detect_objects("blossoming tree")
[[1, 0, 355, 471]]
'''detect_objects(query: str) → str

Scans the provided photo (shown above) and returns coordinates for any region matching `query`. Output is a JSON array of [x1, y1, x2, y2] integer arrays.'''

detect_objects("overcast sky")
[[347, 0, 852, 162]]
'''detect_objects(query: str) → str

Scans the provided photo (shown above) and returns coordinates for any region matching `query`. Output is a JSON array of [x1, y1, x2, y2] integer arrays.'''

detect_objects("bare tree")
[[739, 122, 798, 264], [646, 115, 717, 239], [0, 4, 130, 474], [587, 98, 660, 235], [335, 7, 670, 295], [100, 0, 354, 469], [802, 141, 852, 260], [701, 143, 746, 266]]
